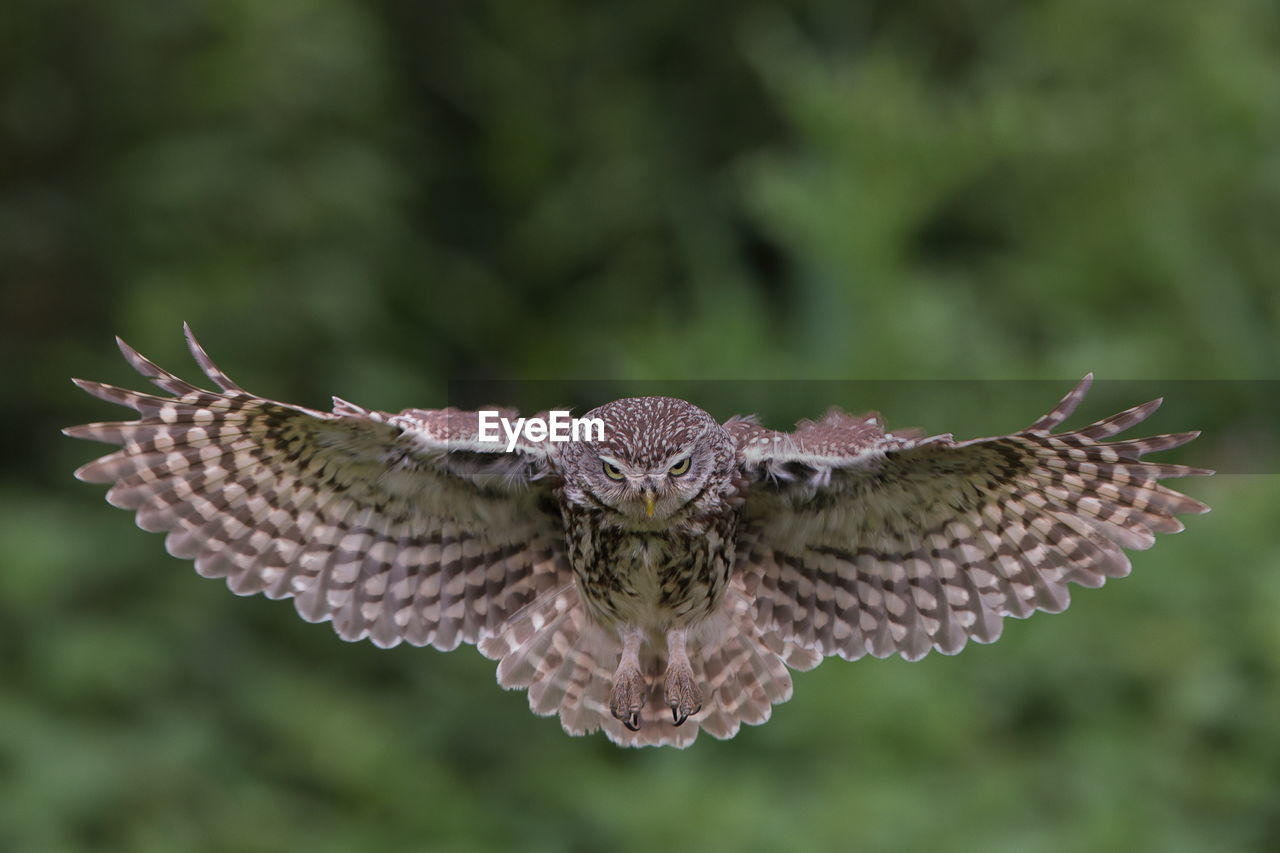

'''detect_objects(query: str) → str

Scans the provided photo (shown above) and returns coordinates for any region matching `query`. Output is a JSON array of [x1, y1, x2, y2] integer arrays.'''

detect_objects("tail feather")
[[481, 581, 819, 747]]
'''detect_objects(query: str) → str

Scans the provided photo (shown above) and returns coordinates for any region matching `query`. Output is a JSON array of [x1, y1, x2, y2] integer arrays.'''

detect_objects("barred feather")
[[737, 376, 1211, 662], [481, 580, 819, 747], [66, 330, 568, 651]]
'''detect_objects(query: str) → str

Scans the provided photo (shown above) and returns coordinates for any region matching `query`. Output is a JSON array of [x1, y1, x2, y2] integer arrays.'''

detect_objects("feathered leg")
[[663, 628, 702, 726], [609, 628, 647, 731]]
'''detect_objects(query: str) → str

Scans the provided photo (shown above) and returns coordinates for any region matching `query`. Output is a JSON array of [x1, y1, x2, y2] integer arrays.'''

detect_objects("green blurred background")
[[3, 1, 1278, 851]]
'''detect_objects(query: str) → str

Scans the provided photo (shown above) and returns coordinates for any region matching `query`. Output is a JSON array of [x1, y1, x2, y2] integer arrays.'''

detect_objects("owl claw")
[[610, 663, 646, 731], [664, 663, 702, 727], [670, 703, 702, 727]]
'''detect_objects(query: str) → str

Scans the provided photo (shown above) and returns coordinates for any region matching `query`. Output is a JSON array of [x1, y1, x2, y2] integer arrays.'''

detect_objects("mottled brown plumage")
[[66, 328, 1211, 747]]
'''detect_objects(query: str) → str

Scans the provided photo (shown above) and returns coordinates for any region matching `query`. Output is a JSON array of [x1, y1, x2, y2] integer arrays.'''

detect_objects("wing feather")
[[66, 328, 570, 650], [736, 377, 1210, 661]]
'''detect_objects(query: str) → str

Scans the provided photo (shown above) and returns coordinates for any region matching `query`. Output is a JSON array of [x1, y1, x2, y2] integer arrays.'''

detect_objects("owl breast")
[[562, 505, 737, 631]]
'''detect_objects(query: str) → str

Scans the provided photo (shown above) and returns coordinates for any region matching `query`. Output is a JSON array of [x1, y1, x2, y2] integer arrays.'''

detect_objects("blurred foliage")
[[2, 0, 1278, 851]]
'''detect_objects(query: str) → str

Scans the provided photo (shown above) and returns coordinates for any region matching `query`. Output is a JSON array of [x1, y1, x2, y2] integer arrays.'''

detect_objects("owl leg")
[[609, 627, 646, 731], [663, 628, 702, 726]]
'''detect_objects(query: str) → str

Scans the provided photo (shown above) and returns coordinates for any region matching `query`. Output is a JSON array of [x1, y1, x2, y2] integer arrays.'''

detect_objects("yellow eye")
[[668, 457, 691, 477], [602, 461, 625, 480]]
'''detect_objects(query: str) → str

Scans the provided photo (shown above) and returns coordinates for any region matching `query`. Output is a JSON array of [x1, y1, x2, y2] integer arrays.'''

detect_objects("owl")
[[66, 327, 1211, 747]]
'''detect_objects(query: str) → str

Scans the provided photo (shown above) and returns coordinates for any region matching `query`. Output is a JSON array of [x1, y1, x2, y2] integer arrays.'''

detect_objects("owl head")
[[559, 396, 735, 525]]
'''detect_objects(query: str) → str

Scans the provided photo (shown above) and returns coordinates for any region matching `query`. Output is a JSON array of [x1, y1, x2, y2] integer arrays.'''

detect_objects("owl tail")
[[479, 582, 822, 747]]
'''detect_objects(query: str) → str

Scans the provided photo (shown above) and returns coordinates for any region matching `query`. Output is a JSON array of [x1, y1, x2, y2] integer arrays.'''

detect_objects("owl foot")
[[664, 665, 702, 726], [664, 629, 702, 727], [609, 666, 646, 731], [610, 629, 647, 731]]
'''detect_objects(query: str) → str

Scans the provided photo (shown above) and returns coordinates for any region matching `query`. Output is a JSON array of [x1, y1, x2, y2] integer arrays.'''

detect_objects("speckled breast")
[[562, 505, 737, 631]]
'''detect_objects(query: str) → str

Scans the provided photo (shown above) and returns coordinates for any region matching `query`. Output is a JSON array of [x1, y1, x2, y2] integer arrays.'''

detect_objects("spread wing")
[[65, 326, 569, 650], [731, 376, 1211, 662]]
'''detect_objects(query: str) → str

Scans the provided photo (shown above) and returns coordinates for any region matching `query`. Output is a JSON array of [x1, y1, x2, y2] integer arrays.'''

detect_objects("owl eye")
[[668, 457, 691, 477], [602, 461, 625, 480]]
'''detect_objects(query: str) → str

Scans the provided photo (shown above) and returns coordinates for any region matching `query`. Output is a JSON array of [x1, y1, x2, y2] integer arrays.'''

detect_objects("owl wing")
[[66, 326, 570, 650], [731, 376, 1211, 661]]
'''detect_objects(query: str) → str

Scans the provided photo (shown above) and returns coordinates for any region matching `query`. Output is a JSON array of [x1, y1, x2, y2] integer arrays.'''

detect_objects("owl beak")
[[643, 490, 656, 518]]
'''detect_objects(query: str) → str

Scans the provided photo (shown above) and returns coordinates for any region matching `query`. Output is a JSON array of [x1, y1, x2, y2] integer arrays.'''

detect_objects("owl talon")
[[665, 682, 702, 727], [663, 629, 702, 728], [671, 703, 702, 727], [610, 634, 647, 731], [610, 670, 645, 730]]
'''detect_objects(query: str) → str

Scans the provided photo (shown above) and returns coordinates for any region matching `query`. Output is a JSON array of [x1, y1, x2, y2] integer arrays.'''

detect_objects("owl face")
[[562, 397, 733, 524]]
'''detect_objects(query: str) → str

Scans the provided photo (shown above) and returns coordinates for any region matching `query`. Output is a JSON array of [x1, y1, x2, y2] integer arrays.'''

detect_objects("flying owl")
[[66, 327, 1211, 747]]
